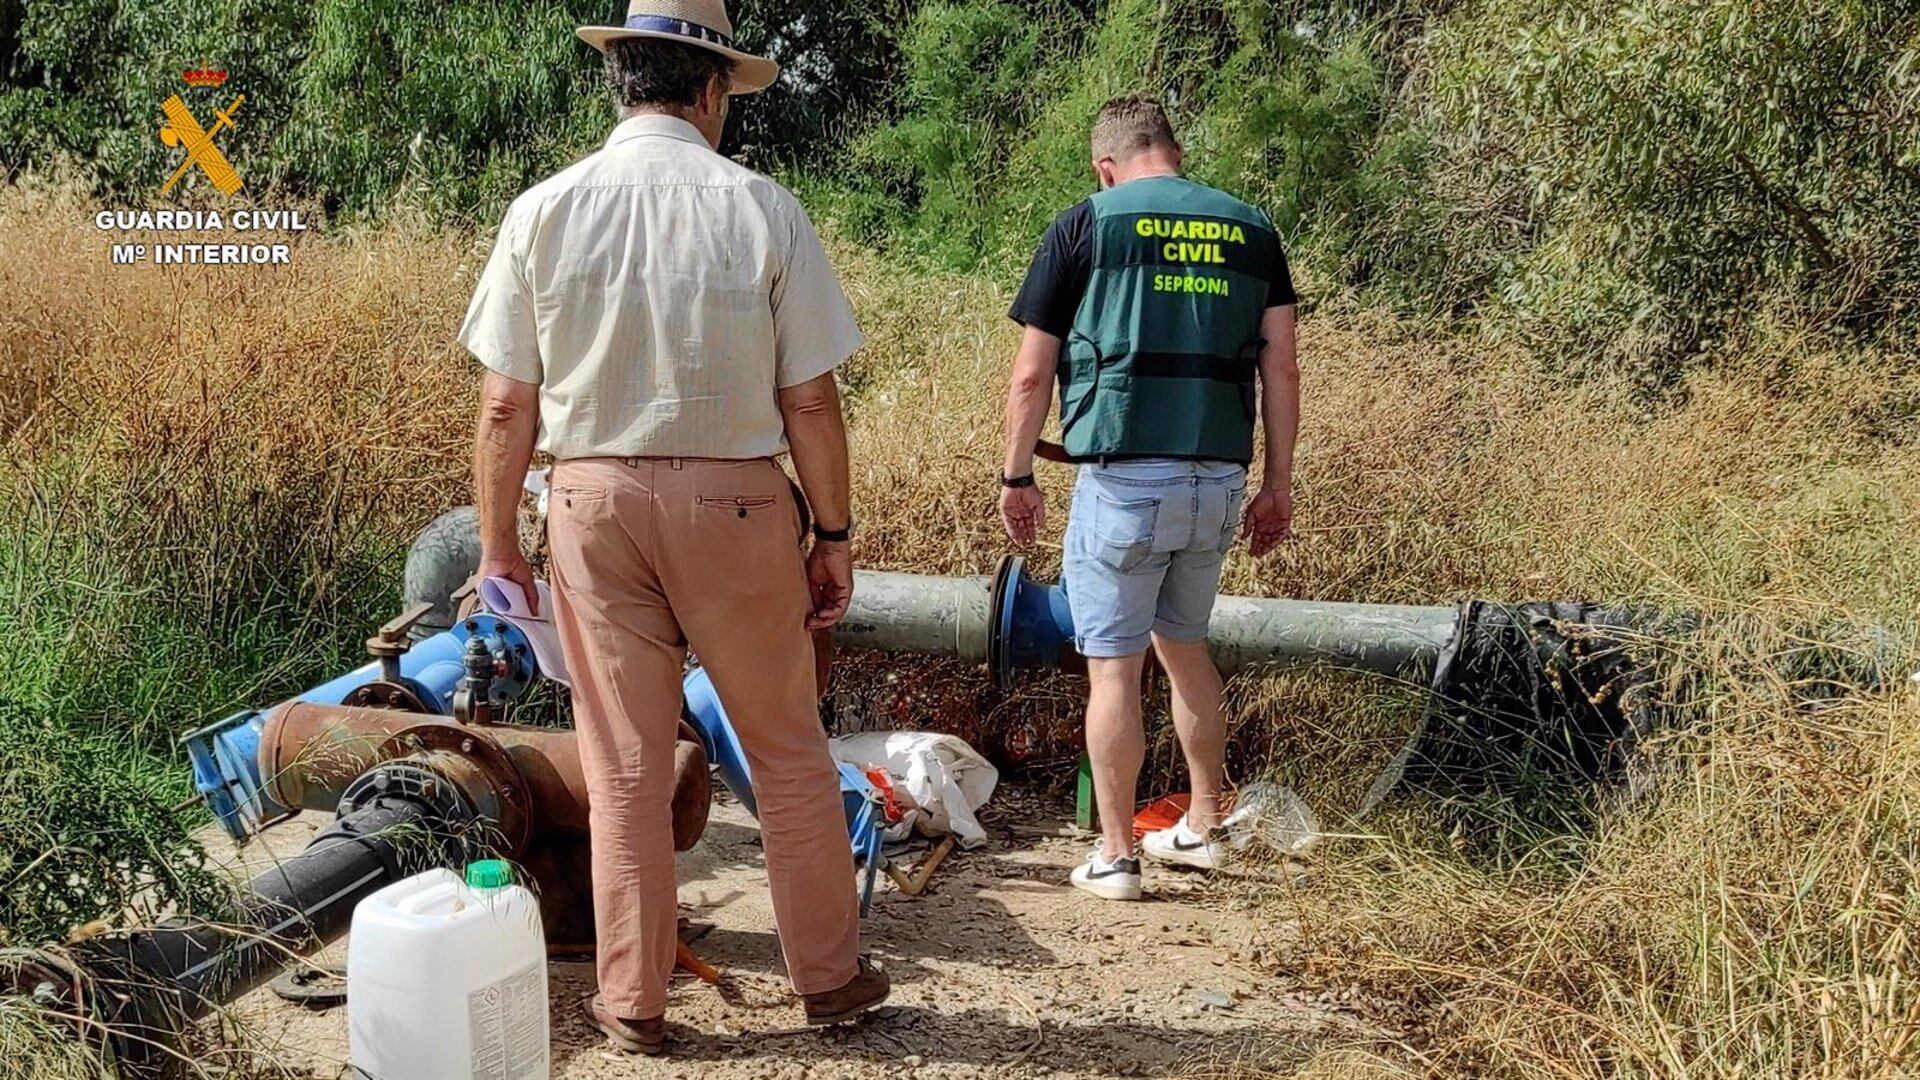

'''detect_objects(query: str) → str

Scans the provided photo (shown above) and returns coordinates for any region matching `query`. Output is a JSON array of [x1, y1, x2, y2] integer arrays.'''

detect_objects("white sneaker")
[[1141, 815, 1239, 870], [1069, 848, 1143, 901]]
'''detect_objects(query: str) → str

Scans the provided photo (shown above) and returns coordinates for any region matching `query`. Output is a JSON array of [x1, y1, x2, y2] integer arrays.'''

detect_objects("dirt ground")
[[213, 786, 1377, 1078]]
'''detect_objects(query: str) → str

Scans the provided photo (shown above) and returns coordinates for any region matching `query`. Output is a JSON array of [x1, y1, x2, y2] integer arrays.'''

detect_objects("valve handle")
[[367, 601, 435, 662]]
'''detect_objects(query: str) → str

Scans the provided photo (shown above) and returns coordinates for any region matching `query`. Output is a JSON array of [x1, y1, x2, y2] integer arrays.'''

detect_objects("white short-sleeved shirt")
[[458, 113, 863, 460]]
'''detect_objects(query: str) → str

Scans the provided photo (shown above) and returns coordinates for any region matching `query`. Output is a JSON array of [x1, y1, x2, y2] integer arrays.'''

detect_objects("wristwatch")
[[1000, 472, 1036, 489], [812, 521, 854, 543]]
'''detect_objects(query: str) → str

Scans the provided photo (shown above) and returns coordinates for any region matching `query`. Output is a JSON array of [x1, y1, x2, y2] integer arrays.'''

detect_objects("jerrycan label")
[[468, 958, 546, 1079]]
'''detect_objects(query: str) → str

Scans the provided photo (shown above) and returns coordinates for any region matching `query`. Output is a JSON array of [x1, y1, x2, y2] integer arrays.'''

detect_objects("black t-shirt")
[[1007, 199, 1299, 337]]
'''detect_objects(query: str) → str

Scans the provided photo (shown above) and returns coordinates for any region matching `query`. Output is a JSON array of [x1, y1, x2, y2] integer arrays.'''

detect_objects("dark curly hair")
[[603, 37, 736, 110]]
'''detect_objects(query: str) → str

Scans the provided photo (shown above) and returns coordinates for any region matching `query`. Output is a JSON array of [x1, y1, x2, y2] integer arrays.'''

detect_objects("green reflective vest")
[[1059, 176, 1280, 463]]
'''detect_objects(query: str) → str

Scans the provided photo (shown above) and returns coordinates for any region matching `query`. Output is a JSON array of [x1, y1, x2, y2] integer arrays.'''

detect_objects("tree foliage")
[[836, 0, 1407, 269], [0, 0, 898, 218], [1342, 0, 1920, 379], [840, 0, 1920, 380], [2, 0, 1917, 376]]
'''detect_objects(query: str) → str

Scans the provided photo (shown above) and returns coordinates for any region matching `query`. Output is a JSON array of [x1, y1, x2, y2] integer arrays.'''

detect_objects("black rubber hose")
[[73, 795, 439, 1072]]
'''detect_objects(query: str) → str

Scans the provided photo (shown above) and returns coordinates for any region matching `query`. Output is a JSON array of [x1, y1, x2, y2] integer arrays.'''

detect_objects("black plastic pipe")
[[16, 789, 445, 1074]]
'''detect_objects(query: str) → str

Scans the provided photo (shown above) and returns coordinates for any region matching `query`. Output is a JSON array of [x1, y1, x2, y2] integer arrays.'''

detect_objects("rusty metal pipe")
[[260, 701, 710, 853]]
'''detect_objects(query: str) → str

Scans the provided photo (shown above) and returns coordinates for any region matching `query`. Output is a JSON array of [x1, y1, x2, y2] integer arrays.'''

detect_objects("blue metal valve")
[[296, 615, 536, 713]]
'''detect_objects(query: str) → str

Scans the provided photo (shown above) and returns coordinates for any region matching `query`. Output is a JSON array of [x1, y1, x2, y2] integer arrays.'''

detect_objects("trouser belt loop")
[[671, 458, 684, 471]]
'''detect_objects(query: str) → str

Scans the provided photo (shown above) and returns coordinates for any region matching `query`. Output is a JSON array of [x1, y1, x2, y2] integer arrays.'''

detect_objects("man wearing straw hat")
[[462, 0, 888, 1055]]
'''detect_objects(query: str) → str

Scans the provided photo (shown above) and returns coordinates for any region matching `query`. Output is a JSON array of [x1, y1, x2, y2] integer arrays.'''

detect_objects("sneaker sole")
[[1142, 843, 1224, 871], [1070, 873, 1143, 901]]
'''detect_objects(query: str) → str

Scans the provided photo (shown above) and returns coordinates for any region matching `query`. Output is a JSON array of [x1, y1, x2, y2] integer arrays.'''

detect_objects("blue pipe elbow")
[[989, 555, 1077, 687], [681, 665, 758, 816], [681, 664, 885, 909]]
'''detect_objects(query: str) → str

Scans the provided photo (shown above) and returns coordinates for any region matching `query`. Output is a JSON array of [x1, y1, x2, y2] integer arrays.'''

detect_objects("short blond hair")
[[1091, 96, 1179, 162]]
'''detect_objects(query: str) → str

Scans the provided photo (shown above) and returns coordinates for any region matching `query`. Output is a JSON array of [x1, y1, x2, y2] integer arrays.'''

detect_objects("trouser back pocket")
[[1092, 493, 1161, 572]]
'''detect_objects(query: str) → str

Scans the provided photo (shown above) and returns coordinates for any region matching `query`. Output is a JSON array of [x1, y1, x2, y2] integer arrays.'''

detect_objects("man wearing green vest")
[[998, 97, 1299, 900]]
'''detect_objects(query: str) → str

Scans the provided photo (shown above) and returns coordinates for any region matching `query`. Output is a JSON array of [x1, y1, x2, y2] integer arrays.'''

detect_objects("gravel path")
[[214, 788, 1373, 1077]]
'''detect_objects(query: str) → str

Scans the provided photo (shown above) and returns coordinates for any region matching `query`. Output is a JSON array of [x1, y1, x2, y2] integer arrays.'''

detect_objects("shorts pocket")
[[698, 494, 779, 519], [1093, 493, 1160, 572], [1218, 483, 1247, 553]]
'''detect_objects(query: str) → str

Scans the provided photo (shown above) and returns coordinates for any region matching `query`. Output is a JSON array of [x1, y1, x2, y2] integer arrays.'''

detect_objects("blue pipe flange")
[[180, 710, 289, 843], [452, 613, 538, 705], [295, 618, 539, 715], [988, 554, 1077, 688]]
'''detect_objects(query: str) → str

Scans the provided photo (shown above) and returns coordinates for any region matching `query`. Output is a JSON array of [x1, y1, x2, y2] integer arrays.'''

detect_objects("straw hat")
[[577, 0, 780, 94]]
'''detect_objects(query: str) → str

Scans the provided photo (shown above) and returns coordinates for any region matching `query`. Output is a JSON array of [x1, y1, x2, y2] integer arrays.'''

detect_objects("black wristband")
[[1000, 472, 1036, 489], [812, 522, 852, 543]]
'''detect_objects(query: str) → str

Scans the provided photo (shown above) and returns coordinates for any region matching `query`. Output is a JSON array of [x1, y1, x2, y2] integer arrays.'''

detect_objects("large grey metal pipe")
[[405, 513, 1457, 680], [836, 559, 1458, 679], [1205, 595, 1457, 676], [835, 571, 994, 662]]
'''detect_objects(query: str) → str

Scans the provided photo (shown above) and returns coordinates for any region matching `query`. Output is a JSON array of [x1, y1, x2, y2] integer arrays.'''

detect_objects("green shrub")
[[0, 0, 313, 197], [844, 0, 1068, 264], [1375, 0, 1920, 382], [0, 704, 230, 946], [8, 0, 1918, 373], [841, 0, 1401, 272], [834, 0, 1920, 381]]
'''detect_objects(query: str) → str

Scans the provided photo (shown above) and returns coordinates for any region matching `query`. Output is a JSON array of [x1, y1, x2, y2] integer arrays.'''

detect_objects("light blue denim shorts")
[[1062, 458, 1247, 658]]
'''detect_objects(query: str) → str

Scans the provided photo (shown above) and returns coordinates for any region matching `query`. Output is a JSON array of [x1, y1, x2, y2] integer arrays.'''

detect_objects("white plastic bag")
[[523, 467, 550, 517], [829, 731, 998, 848]]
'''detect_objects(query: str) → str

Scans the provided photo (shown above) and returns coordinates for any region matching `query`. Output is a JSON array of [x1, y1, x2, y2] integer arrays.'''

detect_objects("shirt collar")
[[605, 113, 712, 150]]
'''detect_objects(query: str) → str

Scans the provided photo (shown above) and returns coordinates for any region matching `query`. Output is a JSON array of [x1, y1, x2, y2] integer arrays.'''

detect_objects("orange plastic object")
[[1132, 791, 1237, 841], [675, 940, 721, 985], [865, 766, 908, 824], [1132, 794, 1191, 841]]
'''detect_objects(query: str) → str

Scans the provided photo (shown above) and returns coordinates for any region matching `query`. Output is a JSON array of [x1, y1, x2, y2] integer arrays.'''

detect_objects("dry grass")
[[0, 1001, 114, 1080], [4, 181, 1919, 1076], [10, 182, 1911, 608], [0, 184, 476, 522]]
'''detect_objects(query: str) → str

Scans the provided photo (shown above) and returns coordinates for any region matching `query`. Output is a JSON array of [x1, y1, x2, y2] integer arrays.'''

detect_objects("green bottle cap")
[[465, 859, 513, 890]]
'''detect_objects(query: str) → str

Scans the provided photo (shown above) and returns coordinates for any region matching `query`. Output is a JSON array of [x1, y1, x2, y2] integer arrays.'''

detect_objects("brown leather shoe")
[[803, 956, 891, 1026], [583, 993, 666, 1055]]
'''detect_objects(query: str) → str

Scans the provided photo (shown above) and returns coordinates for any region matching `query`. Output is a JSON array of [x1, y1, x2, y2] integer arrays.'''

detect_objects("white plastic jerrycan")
[[348, 861, 549, 1079]]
